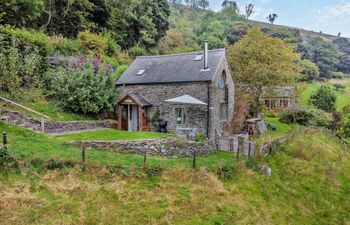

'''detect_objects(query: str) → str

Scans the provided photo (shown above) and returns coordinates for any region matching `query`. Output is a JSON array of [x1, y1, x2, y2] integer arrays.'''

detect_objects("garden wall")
[[69, 138, 215, 157]]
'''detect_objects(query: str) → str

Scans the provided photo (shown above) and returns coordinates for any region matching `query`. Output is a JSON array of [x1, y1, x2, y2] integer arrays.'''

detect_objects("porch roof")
[[118, 93, 152, 107], [165, 95, 207, 105]]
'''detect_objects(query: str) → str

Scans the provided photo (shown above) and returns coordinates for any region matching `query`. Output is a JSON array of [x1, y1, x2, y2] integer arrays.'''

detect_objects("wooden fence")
[[214, 130, 257, 157]]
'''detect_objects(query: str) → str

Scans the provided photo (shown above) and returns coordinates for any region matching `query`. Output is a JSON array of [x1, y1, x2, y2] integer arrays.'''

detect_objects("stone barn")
[[116, 43, 235, 139]]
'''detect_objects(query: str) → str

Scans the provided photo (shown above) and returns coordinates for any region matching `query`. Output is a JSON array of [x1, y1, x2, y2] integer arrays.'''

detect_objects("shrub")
[[245, 157, 260, 171], [0, 33, 43, 97], [280, 107, 330, 127], [129, 46, 147, 57], [329, 71, 344, 79], [47, 56, 117, 114], [332, 83, 346, 93], [0, 147, 18, 169], [45, 158, 75, 170], [175, 141, 184, 148], [144, 166, 163, 177], [50, 36, 83, 56], [194, 133, 206, 142], [309, 85, 337, 112], [217, 163, 235, 180], [78, 30, 107, 56], [280, 108, 314, 125], [102, 31, 121, 57]]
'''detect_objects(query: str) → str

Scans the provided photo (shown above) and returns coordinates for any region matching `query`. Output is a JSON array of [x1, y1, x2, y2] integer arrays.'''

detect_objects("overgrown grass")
[[0, 127, 349, 224], [54, 129, 173, 141], [300, 79, 350, 111]]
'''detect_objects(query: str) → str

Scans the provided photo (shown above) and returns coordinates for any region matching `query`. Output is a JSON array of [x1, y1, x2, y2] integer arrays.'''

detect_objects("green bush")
[[47, 57, 117, 114], [280, 107, 330, 127], [0, 147, 18, 169], [217, 163, 236, 180], [175, 141, 184, 148], [78, 30, 107, 56], [0, 33, 43, 97], [129, 46, 147, 57], [194, 133, 206, 142], [144, 166, 163, 177], [50, 36, 83, 56], [309, 85, 337, 112]]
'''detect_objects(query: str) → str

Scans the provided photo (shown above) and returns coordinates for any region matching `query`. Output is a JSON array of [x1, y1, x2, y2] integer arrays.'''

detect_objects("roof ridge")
[[135, 48, 225, 59]]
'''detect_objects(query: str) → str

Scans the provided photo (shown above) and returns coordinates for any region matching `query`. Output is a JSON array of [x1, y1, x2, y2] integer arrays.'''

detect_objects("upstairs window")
[[218, 71, 226, 89]]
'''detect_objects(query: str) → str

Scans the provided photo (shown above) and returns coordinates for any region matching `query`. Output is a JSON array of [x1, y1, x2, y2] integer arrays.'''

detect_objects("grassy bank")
[[0, 128, 349, 224], [300, 79, 350, 111], [54, 129, 173, 141]]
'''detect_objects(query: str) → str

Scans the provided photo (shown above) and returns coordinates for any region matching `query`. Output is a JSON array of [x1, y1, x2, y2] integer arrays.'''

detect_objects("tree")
[[226, 21, 250, 45], [309, 85, 337, 112], [221, 0, 239, 13], [266, 13, 278, 24], [227, 28, 301, 116], [198, 0, 209, 9], [197, 20, 226, 49], [298, 59, 320, 82], [0, 0, 45, 28], [301, 37, 341, 78], [245, 4, 254, 19]]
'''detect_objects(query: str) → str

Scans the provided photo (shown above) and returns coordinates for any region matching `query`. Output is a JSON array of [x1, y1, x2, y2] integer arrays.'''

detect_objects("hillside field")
[[0, 126, 349, 225]]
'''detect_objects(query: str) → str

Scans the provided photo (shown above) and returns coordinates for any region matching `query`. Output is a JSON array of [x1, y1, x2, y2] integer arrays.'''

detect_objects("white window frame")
[[175, 108, 186, 125]]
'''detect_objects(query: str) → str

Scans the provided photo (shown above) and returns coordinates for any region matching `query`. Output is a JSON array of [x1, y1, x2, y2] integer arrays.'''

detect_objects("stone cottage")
[[116, 43, 234, 139]]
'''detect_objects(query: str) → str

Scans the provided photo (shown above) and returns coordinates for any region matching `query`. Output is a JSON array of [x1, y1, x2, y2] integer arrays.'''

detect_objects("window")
[[175, 108, 186, 125], [220, 103, 228, 120], [218, 71, 226, 89], [271, 100, 277, 108], [280, 99, 289, 108], [265, 100, 270, 108], [136, 69, 145, 76]]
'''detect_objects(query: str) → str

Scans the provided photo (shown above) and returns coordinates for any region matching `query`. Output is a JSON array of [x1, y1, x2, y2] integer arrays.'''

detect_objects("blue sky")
[[209, 0, 350, 37]]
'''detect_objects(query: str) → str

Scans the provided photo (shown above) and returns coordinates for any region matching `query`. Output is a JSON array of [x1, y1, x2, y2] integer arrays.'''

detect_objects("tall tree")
[[300, 37, 341, 78], [198, 0, 209, 9], [227, 28, 301, 116], [266, 13, 278, 24], [0, 0, 45, 27], [221, 0, 239, 13], [245, 4, 254, 19]]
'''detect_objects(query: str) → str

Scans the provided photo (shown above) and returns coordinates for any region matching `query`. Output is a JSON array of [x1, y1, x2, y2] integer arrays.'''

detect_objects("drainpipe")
[[206, 81, 211, 138]]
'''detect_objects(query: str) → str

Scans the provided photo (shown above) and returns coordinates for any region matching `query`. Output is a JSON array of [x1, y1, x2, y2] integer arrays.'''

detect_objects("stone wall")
[[0, 111, 112, 134], [70, 138, 215, 157]]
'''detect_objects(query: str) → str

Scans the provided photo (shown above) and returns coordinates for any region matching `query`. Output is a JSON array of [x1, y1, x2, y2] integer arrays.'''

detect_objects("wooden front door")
[[117, 97, 150, 132]]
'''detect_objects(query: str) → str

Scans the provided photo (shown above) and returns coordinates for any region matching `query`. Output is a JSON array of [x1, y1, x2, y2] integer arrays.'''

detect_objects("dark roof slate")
[[116, 49, 226, 85]]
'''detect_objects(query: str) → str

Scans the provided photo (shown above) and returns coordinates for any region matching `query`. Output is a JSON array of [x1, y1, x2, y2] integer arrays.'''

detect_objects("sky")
[[209, 0, 350, 37]]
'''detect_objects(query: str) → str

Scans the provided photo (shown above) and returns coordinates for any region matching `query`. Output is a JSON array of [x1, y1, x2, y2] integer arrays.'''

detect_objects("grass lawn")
[[300, 78, 350, 111], [1, 125, 349, 224], [0, 121, 234, 169], [54, 129, 174, 141]]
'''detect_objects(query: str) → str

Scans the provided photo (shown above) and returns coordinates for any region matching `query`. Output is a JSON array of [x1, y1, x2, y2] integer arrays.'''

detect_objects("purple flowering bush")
[[46, 56, 117, 114]]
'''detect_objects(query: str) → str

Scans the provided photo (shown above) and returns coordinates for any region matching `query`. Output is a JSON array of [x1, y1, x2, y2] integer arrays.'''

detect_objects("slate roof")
[[118, 93, 152, 107], [116, 49, 226, 85]]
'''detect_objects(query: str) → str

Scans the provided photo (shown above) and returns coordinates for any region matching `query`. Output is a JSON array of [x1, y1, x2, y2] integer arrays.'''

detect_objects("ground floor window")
[[175, 108, 186, 125], [265, 99, 290, 109], [220, 103, 228, 120]]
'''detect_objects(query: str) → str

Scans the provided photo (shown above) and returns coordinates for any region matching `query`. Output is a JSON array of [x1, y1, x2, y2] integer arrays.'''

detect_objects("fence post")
[[3, 131, 7, 150], [248, 142, 251, 158], [192, 150, 196, 169], [41, 116, 45, 133], [236, 138, 240, 162], [143, 149, 147, 168], [229, 138, 233, 152], [82, 142, 86, 163]]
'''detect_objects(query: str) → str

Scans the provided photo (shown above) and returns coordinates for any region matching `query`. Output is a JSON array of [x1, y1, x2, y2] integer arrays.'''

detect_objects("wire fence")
[[1, 131, 249, 171]]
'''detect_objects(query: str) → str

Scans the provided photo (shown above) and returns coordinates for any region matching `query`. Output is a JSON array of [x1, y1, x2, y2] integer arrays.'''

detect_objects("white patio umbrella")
[[165, 95, 207, 105], [165, 95, 207, 138]]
